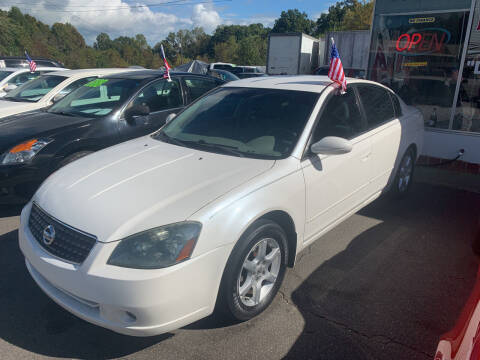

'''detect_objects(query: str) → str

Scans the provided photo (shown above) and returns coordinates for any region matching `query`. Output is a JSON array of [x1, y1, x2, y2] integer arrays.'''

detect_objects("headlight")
[[107, 222, 202, 269], [1, 138, 52, 165]]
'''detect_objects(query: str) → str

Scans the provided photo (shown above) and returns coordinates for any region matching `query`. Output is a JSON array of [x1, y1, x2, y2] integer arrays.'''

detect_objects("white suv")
[[0, 68, 134, 119], [19, 76, 424, 336], [0, 67, 66, 97]]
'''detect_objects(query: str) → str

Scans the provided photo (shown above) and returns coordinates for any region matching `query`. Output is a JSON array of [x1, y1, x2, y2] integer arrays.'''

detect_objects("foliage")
[[316, 0, 373, 34], [0, 4, 373, 69], [272, 9, 315, 35]]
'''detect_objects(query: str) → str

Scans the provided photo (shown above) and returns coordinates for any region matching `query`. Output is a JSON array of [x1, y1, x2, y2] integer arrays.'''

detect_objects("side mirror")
[[125, 104, 150, 123], [52, 92, 67, 103], [311, 136, 353, 155], [4, 84, 17, 93], [166, 113, 176, 124]]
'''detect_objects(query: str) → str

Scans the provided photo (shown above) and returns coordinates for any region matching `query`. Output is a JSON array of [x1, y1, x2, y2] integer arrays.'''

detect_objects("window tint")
[[4, 75, 66, 102], [8, 71, 41, 86], [49, 78, 142, 117], [133, 78, 182, 113], [59, 77, 98, 97], [157, 87, 318, 159], [0, 70, 13, 81], [312, 88, 364, 141], [184, 77, 218, 101], [357, 85, 395, 128]]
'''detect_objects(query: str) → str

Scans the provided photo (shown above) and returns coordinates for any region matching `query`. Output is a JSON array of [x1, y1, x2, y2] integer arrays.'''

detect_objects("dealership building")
[[368, 0, 480, 167]]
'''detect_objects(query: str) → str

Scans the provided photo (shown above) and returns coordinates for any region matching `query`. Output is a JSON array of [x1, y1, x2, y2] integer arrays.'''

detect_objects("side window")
[[312, 87, 365, 142], [184, 77, 218, 102], [133, 78, 182, 112], [8, 71, 40, 86], [391, 93, 402, 117], [357, 85, 395, 129]]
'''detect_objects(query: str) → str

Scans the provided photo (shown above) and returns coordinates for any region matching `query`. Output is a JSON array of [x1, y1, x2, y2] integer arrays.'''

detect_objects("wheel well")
[[258, 211, 297, 267]]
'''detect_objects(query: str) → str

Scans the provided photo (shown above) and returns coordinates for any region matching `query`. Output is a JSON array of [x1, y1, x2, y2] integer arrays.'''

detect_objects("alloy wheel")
[[237, 237, 282, 307]]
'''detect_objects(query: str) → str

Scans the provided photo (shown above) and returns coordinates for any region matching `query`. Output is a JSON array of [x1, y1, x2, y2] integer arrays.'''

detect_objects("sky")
[[0, 0, 334, 45]]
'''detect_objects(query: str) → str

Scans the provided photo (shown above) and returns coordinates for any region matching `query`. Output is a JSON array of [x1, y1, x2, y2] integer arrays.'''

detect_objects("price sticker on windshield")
[[85, 79, 109, 88]]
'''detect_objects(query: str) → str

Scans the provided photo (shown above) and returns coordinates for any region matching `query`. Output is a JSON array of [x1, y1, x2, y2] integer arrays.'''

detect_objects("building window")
[[452, 1, 480, 133], [368, 11, 470, 131]]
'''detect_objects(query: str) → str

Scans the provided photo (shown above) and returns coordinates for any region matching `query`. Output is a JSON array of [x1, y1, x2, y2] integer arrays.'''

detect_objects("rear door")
[[356, 84, 401, 193], [120, 77, 184, 140]]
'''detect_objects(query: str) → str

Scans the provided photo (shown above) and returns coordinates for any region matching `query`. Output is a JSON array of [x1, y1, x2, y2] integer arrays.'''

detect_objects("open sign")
[[395, 28, 451, 55]]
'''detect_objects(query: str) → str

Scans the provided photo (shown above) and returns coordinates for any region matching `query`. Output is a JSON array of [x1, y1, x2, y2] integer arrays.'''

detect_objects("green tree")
[[272, 9, 315, 35], [341, 0, 374, 30], [94, 33, 113, 51], [236, 36, 266, 65], [214, 36, 238, 63]]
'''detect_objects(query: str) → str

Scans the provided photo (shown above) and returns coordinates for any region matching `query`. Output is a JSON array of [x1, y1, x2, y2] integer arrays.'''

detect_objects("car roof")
[[223, 75, 388, 93], [1, 66, 64, 72], [104, 70, 217, 80], [47, 68, 139, 78]]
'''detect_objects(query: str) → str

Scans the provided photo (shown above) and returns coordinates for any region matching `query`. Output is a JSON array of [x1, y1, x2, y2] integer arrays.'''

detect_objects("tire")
[[217, 219, 288, 322], [57, 151, 92, 170], [392, 147, 415, 198]]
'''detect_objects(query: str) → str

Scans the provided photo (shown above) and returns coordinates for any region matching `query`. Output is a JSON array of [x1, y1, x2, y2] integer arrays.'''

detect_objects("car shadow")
[[0, 228, 172, 359], [284, 183, 480, 359], [0, 204, 23, 217]]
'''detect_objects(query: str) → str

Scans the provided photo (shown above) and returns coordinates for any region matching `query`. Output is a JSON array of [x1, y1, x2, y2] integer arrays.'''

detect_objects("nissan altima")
[[19, 76, 424, 336]]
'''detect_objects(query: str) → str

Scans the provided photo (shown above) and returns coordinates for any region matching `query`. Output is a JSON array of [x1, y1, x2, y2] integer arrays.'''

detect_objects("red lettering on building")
[[396, 29, 449, 54]]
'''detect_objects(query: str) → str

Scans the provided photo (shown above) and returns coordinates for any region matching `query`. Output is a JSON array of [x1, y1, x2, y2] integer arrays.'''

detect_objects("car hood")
[[0, 111, 92, 151], [0, 99, 42, 119], [33, 136, 275, 242]]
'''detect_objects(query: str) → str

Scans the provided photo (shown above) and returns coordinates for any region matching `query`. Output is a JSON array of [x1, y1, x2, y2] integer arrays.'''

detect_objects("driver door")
[[301, 86, 372, 244], [120, 78, 184, 141]]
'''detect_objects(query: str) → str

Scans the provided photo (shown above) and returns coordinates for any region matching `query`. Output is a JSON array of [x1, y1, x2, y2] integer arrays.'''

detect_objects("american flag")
[[25, 50, 37, 73], [328, 39, 347, 93], [160, 44, 172, 82]]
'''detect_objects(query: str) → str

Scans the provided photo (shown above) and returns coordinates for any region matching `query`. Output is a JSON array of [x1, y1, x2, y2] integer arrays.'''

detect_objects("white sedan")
[[0, 66, 66, 97], [19, 76, 424, 336], [0, 68, 134, 119]]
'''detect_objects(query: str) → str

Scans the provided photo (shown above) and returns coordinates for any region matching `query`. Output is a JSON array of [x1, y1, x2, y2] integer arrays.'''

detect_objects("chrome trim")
[[32, 202, 97, 241], [29, 203, 97, 265]]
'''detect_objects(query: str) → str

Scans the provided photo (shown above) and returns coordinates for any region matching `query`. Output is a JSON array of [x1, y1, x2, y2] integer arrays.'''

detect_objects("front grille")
[[28, 203, 97, 264]]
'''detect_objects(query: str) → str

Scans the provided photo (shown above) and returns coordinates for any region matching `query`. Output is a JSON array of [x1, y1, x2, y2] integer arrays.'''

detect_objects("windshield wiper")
[[50, 111, 76, 117], [154, 131, 187, 147], [196, 141, 245, 157]]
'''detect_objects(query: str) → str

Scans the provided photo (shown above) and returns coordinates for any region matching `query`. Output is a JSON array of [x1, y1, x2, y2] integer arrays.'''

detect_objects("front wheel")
[[217, 219, 288, 321]]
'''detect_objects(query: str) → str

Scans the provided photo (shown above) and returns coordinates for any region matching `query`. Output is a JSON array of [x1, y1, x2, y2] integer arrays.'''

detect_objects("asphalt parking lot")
[[1, 182, 479, 360]]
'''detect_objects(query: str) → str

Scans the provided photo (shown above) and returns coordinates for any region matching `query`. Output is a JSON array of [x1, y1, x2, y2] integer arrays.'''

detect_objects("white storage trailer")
[[267, 33, 322, 75], [320, 30, 370, 69]]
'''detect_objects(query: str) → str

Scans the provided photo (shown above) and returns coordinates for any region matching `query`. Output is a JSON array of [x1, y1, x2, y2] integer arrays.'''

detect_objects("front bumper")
[[19, 204, 232, 336], [0, 164, 45, 205]]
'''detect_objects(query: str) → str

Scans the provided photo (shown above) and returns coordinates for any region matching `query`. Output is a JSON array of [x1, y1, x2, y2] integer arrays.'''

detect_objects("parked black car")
[[0, 70, 224, 204]]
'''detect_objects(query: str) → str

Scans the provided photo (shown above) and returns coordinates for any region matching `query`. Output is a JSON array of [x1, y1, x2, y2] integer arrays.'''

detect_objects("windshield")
[[154, 87, 318, 159], [48, 78, 143, 117], [0, 70, 13, 82], [4, 75, 65, 102]]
